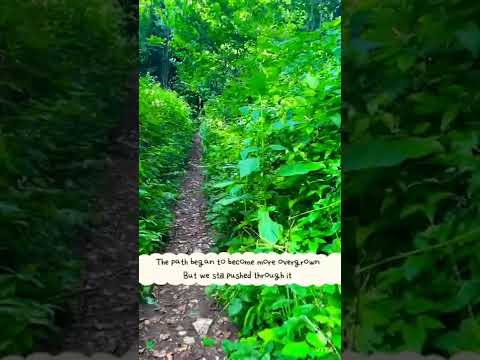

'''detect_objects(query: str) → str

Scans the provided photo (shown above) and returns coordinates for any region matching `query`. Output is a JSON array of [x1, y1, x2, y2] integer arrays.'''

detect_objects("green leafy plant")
[[202, 337, 217, 347], [158, 2, 341, 359], [146, 1, 341, 358], [146, 339, 156, 351], [139, 74, 194, 255]]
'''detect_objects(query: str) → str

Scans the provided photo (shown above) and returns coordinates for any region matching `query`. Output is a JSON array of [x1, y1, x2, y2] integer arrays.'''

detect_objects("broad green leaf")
[[445, 280, 480, 312], [304, 73, 320, 89], [239, 106, 250, 115], [435, 319, 480, 352], [147, 35, 166, 46], [201, 337, 216, 347], [258, 208, 283, 244], [258, 328, 275, 343], [330, 114, 341, 128], [344, 138, 443, 171], [228, 298, 243, 317], [418, 315, 444, 330], [306, 332, 328, 349], [332, 334, 341, 349], [277, 162, 323, 177], [240, 146, 259, 160], [260, 353, 271, 360], [216, 195, 244, 207], [239, 158, 259, 177], [271, 298, 290, 310], [249, 72, 267, 94], [281, 341, 312, 359]]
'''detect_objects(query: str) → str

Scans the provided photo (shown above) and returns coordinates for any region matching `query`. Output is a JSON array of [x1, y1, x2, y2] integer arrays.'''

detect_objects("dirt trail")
[[139, 135, 236, 360], [61, 74, 138, 355]]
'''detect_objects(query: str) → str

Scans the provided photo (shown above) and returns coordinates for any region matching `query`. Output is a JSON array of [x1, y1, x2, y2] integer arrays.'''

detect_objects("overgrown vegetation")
[[202, 18, 340, 255], [343, 0, 480, 355], [143, 1, 341, 358], [201, 16, 341, 360], [139, 75, 194, 255], [0, 1, 131, 355]]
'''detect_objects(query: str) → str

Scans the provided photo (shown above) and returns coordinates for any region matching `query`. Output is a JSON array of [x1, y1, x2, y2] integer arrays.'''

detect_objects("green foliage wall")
[[201, 17, 341, 359], [139, 75, 194, 255], [203, 19, 341, 255], [0, 1, 130, 355], [343, 0, 480, 354], [161, 0, 314, 103]]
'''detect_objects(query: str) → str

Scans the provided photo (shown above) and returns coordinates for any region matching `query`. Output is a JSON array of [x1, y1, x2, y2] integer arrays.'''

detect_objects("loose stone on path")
[[193, 318, 213, 337]]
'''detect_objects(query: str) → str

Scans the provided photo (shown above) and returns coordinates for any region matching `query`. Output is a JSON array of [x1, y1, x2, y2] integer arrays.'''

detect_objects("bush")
[[139, 75, 194, 254]]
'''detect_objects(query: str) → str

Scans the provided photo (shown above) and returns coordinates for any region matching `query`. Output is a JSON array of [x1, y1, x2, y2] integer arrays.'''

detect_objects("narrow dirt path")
[[139, 134, 236, 360], [61, 74, 138, 355]]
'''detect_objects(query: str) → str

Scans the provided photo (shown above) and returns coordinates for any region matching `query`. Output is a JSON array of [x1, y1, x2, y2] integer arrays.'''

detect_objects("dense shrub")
[[139, 75, 194, 255], [203, 19, 341, 255], [343, 1, 480, 354], [201, 17, 341, 360], [151, 1, 341, 358], [0, 0, 131, 355]]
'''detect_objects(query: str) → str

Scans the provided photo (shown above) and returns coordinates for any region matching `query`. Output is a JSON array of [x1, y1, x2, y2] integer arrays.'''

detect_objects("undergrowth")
[[342, 1, 480, 354], [201, 18, 341, 360], [139, 75, 194, 255], [0, 0, 130, 355]]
